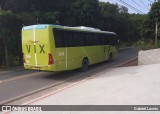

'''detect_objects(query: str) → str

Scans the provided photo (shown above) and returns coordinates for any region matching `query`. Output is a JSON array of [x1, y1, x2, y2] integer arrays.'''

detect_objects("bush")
[[117, 41, 132, 49], [134, 39, 160, 51]]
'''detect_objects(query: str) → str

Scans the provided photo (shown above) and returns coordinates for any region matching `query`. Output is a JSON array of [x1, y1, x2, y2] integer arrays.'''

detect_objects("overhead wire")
[[147, 0, 154, 7], [117, 0, 145, 14], [130, 0, 148, 12], [148, 0, 153, 2], [139, 0, 150, 10]]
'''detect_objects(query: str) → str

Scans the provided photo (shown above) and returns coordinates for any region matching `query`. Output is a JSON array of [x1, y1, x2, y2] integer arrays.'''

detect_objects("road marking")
[[1, 69, 108, 114], [0, 56, 137, 105], [24, 70, 107, 105], [24, 57, 138, 105], [0, 70, 99, 105], [0, 72, 43, 84]]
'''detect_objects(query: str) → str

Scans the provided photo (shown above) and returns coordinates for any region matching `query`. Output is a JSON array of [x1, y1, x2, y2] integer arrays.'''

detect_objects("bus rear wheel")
[[82, 58, 89, 72]]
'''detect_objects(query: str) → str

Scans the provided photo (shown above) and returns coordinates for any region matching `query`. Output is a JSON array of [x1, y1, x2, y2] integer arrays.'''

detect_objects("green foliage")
[[142, 2, 160, 40], [0, 0, 150, 67], [134, 39, 160, 51], [149, 2, 160, 21], [0, 10, 22, 66], [129, 14, 146, 41], [0, 10, 21, 49], [117, 41, 131, 49], [0, 0, 74, 13], [72, 0, 100, 27]]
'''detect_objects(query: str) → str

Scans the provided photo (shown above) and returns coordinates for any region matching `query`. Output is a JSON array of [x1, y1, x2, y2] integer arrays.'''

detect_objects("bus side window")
[[64, 31, 73, 47], [61, 31, 65, 47], [99, 34, 103, 45], [102, 34, 107, 45], [54, 30, 63, 47], [114, 35, 118, 46], [81, 32, 86, 46], [74, 32, 78, 46], [71, 31, 75, 47], [83, 32, 88, 46], [77, 32, 84, 46], [73, 31, 79, 47], [110, 34, 114, 46], [90, 33, 94, 45], [93, 33, 98, 45], [85, 32, 90, 46], [97, 34, 101, 45], [108, 34, 113, 45], [103, 34, 107, 45]]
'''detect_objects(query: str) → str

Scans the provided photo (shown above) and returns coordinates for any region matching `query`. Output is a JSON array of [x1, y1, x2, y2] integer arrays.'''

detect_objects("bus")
[[22, 24, 118, 72]]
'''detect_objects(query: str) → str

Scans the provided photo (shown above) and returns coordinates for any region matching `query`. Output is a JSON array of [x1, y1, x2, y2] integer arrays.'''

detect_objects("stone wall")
[[138, 49, 160, 65]]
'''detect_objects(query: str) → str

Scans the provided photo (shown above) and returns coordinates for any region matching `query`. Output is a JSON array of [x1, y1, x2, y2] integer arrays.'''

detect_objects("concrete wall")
[[138, 48, 160, 65]]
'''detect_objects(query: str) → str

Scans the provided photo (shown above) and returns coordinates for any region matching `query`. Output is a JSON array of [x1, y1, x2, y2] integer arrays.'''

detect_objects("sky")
[[99, 0, 155, 14]]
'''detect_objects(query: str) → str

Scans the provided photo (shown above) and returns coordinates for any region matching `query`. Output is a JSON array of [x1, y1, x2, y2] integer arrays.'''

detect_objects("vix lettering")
[[26, 45, 45, 53]]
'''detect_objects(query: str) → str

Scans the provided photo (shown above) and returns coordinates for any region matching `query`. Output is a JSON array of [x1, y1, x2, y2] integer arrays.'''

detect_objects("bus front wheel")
[[82, 58, 89, 72]]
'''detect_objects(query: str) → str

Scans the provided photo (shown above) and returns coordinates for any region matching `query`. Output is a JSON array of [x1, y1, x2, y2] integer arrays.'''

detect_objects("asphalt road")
[[0, 47, 138, 105]]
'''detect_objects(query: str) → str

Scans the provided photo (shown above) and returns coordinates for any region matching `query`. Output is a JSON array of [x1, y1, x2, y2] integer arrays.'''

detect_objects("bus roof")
[[22, 24, 117, 35]]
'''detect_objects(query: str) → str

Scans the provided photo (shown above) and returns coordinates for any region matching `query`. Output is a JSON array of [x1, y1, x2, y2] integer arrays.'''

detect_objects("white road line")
[[0, 72, 43, 84], [23, 70, 106, 105], [0, 56, 137, 105], [23, 57, 138, 105]]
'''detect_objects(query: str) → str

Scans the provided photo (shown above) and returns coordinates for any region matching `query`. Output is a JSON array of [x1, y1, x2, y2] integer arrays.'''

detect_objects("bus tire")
[[82, 58, 89, 72], [109, 53, 113, 61]]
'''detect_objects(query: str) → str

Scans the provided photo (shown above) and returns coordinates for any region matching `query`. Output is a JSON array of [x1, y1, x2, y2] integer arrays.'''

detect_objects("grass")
[[134, 39, 160, 51]]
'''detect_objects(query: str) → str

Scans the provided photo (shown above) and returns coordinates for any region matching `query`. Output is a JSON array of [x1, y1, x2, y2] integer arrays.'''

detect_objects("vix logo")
[[26, 45, 31, 53], [26, 45, 45, 54]]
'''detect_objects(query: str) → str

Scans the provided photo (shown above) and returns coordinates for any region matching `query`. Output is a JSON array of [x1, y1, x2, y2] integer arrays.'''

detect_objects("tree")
[[119, 6, 128, 13], [0, 10, 22, 67], [98, 2, 119, 31], [129, 14, 146, 41], [0, 0, 152, 67], [143, 2, 160, 40], [99, 2, 136, 42], [72, 0, 100, 27]]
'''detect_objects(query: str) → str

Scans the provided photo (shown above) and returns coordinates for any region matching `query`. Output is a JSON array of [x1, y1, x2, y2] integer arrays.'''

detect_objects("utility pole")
[[155, 19, 158, 45], [155, 0, 158, 45]]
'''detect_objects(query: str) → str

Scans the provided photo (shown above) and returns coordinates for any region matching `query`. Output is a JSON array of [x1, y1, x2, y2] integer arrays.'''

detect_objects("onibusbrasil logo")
[[2, 105, 42, 112]]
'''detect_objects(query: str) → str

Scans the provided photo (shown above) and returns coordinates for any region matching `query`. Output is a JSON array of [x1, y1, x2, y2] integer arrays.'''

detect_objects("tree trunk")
[[4, 45, 9, 67]]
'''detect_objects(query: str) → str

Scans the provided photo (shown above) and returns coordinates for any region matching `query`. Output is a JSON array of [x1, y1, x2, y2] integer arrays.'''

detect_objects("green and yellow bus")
[[22, 24, 118, 71]]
